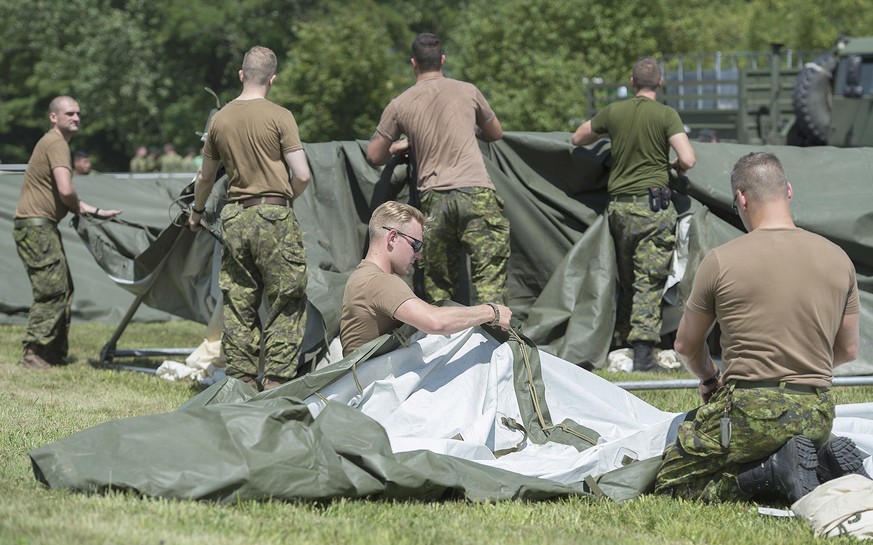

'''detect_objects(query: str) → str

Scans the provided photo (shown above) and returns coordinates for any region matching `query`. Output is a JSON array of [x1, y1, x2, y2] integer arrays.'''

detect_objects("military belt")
[[13, 217, 58, 228], [240, 195, 290, 208], [731, 380, 827, 395], [609, 194, 648, 203], [453, 186, 491, 194]]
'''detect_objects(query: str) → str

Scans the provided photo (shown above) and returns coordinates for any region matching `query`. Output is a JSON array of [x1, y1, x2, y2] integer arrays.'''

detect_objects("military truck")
[[584, 36, 873, 148], [800, 35, 873, 147]]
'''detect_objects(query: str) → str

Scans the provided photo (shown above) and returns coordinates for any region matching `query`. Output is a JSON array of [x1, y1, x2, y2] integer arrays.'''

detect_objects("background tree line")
[[1, 0, 870, 171]]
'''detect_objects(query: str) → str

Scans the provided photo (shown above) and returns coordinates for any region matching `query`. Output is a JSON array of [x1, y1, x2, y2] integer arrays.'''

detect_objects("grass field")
[[0, 321, 867, 545]]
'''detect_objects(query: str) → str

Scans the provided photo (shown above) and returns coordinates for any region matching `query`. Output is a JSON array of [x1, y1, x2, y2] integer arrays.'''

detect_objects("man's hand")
[[670, 158, 688, 175], [187, 210, 203, 232], [94, 208, 122, 218], [699, 379, 720, 403], [77, 199, 122, 217], [389, 139, 410, 157]]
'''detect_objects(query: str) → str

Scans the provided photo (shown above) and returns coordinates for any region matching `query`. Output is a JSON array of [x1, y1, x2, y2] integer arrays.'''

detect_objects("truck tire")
[[793, 53, 837, 145], [786, 121, 812, 147]]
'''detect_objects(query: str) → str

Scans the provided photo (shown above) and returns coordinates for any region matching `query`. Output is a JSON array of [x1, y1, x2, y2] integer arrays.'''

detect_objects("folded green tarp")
[[29, 326, 674, 502]]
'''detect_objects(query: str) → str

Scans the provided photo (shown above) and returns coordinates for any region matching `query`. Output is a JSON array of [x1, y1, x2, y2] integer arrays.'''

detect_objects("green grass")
[[0, 322, 868, 545]]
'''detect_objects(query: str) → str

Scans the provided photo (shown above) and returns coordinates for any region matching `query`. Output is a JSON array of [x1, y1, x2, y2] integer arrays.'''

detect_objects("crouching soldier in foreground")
[[655, 152, 863, 504]]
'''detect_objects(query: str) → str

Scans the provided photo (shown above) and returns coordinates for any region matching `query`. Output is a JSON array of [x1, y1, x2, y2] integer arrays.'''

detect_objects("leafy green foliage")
[[745, 0, 873, 51], [0, 0, 870, 167], [271, 0, 410, 142], [451, 0, 665, 131], [0, 0, 179, 167]]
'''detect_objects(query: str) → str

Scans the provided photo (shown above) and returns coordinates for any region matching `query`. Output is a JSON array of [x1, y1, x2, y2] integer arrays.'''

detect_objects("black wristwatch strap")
[[701, 369, 721, 387], [191, 204, 206, 214]]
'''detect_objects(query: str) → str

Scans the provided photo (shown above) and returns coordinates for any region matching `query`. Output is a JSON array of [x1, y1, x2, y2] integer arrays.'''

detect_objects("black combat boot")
[[632, 341, 658, 372], [817, 436, 868, 483], [737, 435, 820, 504]]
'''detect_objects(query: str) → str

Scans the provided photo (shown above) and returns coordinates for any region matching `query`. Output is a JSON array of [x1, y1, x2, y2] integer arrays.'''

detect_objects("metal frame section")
[[99, 226, 195, 368], [613, 376, 873, 391]]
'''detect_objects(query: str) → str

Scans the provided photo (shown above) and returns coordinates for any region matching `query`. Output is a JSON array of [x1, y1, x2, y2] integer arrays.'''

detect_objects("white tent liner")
[[301, 327, 871, 483]]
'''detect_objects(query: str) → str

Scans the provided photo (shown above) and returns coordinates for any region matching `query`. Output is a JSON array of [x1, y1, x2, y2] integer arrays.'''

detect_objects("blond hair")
[[242, 46, 277, 85], [369, 201, 426, 240]]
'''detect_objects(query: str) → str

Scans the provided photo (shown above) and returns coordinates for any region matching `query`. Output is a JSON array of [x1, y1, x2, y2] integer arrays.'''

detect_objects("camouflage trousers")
[[655, 384, 834, 502], [419, 187, 510, 305], [607, 200, 676, 344], [220, 203, 308, 381], [13, 222, 73, 358]]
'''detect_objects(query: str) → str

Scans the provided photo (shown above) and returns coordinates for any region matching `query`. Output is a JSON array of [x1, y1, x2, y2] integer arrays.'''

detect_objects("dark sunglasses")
[[382, 226, 423, 252]]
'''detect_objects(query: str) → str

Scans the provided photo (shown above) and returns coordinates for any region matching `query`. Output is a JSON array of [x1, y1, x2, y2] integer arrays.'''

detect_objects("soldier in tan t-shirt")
[[367, 33, 511, 308], [189, 46, 312, 392], [340, 201, 512, 357], [14, 96, 121, 371], [655, 152, 862, 505]]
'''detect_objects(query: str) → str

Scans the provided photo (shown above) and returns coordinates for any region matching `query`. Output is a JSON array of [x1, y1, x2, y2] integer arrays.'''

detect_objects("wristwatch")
[[700, 369, 721, 387], [486, 302, 500, 326]]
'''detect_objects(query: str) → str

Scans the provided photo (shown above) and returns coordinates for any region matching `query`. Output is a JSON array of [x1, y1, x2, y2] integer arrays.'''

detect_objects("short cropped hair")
[[242, 46, 277, 85], [412, 33, 443, 73], [632, 57, 662, 90], [730, 152, 790, 203], [48, 96, 76, 115], [369, 201, 426, 241]]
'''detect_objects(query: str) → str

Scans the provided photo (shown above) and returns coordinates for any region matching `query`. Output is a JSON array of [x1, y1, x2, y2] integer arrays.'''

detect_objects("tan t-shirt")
[[14, 131, 72, 222], [340, 260, 418, 356], [375, 77, 496, 193], [687, 228, 860, 387], [203, 98, 302, 201]]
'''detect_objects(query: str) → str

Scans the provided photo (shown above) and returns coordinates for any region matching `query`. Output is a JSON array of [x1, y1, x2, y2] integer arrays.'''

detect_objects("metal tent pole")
[[99, 227, 195, 367], [614, 376, 873, 391]]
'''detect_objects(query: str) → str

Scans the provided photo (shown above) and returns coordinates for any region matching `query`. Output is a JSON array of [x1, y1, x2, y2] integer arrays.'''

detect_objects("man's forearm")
[[571, 122, 602, 147], [366, 133, 392, 166], [678, 342, 718, 381], [433, 305, 498, 334], [290, 176, 309, 202], [192, 176, 214, 211], [59, 192, 81, 213], [394, 299, 511, 335]]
